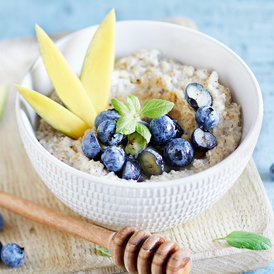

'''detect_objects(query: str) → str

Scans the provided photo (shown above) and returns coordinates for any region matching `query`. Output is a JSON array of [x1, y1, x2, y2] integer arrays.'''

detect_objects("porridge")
[[36, 50, 241, 182]]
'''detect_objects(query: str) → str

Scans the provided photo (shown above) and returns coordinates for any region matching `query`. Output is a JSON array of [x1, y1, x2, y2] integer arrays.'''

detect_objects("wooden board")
[[0, 19, 274, 274]]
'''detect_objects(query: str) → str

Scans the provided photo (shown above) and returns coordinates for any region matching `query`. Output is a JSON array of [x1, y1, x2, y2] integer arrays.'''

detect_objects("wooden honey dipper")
[[0, 191, 191, 274]]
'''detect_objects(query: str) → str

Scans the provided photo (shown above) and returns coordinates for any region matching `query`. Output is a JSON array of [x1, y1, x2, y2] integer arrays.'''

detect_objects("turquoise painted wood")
[[0, 1, 273, 273]]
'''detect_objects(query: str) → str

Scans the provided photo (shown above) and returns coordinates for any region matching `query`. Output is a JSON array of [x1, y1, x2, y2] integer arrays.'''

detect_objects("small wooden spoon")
[[0, 191, 191, 274]]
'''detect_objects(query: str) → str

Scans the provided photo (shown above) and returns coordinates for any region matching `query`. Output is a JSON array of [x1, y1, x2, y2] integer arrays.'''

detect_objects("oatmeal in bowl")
[[36, 49, 241, 183], [16, 19, 262, 232]]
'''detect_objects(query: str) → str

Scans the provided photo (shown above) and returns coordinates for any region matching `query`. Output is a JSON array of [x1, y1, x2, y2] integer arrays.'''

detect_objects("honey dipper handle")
[[0, 191, 114, 249]]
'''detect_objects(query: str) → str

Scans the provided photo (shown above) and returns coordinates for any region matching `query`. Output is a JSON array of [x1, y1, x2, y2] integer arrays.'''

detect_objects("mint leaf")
[[111, 98, 129, 115], [213, 231, 272, 250], [96, 246, 112, 257], [135, 122, 151, 143], [126, 101, 135, 113], [140, 99, 174, 118], [116, 113, 137, 135], [127, 95, 141, 113]]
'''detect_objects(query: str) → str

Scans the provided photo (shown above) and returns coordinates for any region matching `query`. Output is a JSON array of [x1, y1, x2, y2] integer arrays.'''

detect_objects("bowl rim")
[[16, 20, 264, 189]]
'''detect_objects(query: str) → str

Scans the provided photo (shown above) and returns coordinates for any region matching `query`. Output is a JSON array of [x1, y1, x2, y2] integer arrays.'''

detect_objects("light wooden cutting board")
[[0, 18, 274, 274]]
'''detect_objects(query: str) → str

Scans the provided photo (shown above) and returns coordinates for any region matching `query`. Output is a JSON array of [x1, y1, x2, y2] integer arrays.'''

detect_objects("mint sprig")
[[213, 231, 272, 250], [111, 95, 174, 143]]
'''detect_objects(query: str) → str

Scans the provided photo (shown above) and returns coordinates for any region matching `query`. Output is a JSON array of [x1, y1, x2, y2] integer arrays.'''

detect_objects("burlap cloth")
[[0, 18, 273, 274]]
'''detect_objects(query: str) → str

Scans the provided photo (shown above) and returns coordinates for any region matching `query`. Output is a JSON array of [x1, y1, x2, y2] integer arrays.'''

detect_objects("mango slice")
[[0, 84, 8, 121], [80, 9, 115, 113], [35, 25, 97, 126], [15, 84, 90, 139]]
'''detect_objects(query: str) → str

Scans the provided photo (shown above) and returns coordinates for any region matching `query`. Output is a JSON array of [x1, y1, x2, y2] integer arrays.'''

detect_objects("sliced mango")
[[15, 84, 90, 139], [0, 84, 8, 121], [80, 9, 115, 113], [35, 25, 97, 126]]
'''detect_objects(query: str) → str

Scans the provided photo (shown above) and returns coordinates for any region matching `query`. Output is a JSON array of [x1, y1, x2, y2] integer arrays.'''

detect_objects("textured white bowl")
[[16, 21, 263, 232]]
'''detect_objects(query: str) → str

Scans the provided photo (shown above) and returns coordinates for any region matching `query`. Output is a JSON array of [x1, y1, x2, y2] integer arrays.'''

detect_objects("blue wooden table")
[[0, 0, 273, 273]]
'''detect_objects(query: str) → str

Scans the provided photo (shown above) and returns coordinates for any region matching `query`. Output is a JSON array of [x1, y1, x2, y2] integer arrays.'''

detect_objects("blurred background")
[[0, 1, 273, 273]]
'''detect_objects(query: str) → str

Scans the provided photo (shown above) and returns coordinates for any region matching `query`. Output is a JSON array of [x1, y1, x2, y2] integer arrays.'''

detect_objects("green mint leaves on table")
[[213, 231, 272, 250], [111, 95, 174, 143], [95, 246, 112, 257]]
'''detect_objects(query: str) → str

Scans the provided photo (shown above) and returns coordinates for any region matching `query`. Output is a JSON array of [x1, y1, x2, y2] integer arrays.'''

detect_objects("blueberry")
[[101, 146, 125, 172], [1, 243, 25, 267], [125, 132, 147, 158], [163, 138, 194, 167], [191, 128, 217, 151], [146, 147, 173, 173], [0, 213, 3, 230], [166, 115, 184, 137], [0, 242, 2, 254], [150, 115, 184, 146], [138, 121, 150, 129], [119, 157, 141, 180], [81, 132, 102, 160], [270, 163, 274, 181], [97, 120, 123, 146], [195, 106, 219, 130], [146, 118, 153, 124], [95, 109, 121, 129], [138, 147, 164, 177], [185, 83, 212, 110]]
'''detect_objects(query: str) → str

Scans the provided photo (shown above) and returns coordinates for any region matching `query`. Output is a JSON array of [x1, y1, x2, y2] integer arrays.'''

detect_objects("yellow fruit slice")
[[15, 84, 90, 139], [80, 9, 115, 113], [0, 84, 8, 121], [35, 25, 97, 126]]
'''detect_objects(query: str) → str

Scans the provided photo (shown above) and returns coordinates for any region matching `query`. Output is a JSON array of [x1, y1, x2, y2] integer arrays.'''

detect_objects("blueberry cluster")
[[82, 110, 188, 181], [185, 83, 219, 151], [0, 213, 25, 268], [82, 85, 219, 181]]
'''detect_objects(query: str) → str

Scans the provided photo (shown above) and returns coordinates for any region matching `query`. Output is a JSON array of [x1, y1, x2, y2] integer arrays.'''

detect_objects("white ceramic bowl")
[[16, 21, 263, 232]]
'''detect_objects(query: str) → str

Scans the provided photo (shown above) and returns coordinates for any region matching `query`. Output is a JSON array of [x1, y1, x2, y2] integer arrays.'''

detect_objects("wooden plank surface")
[[0, 20, 274, 274]]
